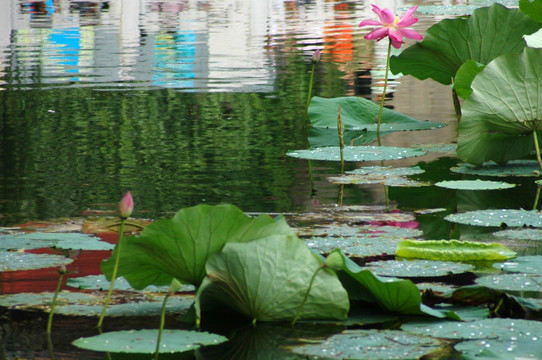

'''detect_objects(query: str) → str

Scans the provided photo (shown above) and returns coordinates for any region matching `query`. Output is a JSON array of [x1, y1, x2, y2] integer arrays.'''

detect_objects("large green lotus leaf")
[[0, 232, 112, 251], [476, 273, 542, 292], [306, 97, 445, 147], [328, 166, 428, 187], [445, 209, 542, 227], [306, 236, 402, 258], [396, 239, 516, 261], [195, 235, 349, 323], [493, 255, 542, 275], [493, 228, 542, 240], [453, 60, 485, 99], [287, 146, 426, 162], [520, 0, 542, 22], [290, 329, 443, 359], [456, 337, 542, 360], [457, 47, 542, 165], [435, 180, 516, 190], [0, 252, 73, 271], [325, 250, 457, 319], [73, 329, 227, 353], [451, 160, 541, 177], [390, 4, 541, 85], [0, 291, 193, 317], [364, 259, 473, 278], [101, 204, 295, 289]]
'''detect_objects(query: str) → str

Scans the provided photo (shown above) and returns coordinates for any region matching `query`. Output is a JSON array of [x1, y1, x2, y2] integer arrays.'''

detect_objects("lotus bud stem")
[[338, 105, 344, 175], [291, 264, 324, 326], [47, 265, 67, 335]]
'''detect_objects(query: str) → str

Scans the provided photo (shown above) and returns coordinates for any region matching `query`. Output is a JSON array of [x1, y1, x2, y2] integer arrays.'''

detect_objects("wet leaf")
[[493, 256, 542, 275], [328, 166, 428, 187], [451, 160, 541, 177], [82, 217, 150, 234], [365, 259, 473, 278], [66, 275, 194, 292], [296, 224, 422, 239], [445, 209, 542, 227], [414, 5, 480, 15], [493, 228, 542, 241], [286, 146, 426, 162], [72, 329, 227, 353], [306, 236, 401, 257], [195, 235, 349, 323], [475, 273, 542, 292], [415, 143, 457, 154], [396, 239, 516, 261], [0, 232, 112, 251], [101, 204, 296, 289], [290, 329, 443, 359], [435, 180, 516, 190], [0, 252, 72, 271], [456, 336, 542, 360]]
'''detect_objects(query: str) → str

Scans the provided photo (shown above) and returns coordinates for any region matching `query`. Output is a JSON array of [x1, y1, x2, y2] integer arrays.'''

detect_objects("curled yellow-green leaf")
[[396, 239, 516, 261]]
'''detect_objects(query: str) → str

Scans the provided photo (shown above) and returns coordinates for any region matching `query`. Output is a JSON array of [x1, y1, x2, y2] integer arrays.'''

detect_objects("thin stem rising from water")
[[376, 40, 393, 147]]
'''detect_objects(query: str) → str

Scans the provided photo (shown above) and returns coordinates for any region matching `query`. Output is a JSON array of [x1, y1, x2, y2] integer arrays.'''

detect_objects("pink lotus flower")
[[118, 191, 134, 219], [359, 5, 423, 49]]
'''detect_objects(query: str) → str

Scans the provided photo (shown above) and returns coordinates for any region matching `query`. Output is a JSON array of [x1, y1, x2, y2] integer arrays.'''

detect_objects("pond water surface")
[[1, 0, 541, 359]]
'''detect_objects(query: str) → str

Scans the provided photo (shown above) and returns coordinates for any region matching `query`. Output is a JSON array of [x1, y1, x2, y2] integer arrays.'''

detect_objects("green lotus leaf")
[[390, 4, 541, 85], [435, 180, 516, 190], [520, 0, 542, 22], [451, 160, 541, 177], [414, 5, 479, 15], [326, 249, 457, 319], [456, 47, 542, 165], [0, 252, 73, 271], [290, 329, 443, 359], [396, 239, 516, 261], [445, 209, 542, 227], [493, 255, 542, 275], [328, 166, 427, 187], [0, 232, 112, 251], [365, 259, 473, 278], [296, 224, 422, 239], [307, 236, 401, 258], [493, 228, 542, 240], [456, 336, 542, 360], [306, 96, 445, 147], [101, 204, 296, 289], [72, 329, 227, 353], [195, 235, 349, 323], [286, 146, 426, 162], [476, 273, 542, 292], [66, 275, 194, 292], [452, 60, 485, 99], [416, 143, 457, 154]]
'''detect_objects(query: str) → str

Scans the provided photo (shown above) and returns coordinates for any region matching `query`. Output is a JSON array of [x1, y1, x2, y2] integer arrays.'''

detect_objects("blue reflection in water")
[[49, 27, 81, 78], [153, 31, 196, 89]]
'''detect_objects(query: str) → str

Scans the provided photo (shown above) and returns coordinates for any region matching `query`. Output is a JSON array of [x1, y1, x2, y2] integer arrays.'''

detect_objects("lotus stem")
[[47, 265, 66, 335], [533, 186, 541, 210], [533, 131, 542, 172], [451, 86, 462, 122], [98, 218, 126, 328], [291, 265, 323, 326], [376, 40, 392, 147], [304, 62, 316, 126], [338, 104, 344, 175], [154, 293, 170, 360]]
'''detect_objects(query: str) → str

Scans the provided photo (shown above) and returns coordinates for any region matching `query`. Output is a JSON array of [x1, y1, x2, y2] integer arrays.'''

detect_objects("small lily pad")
[[0, 252, 73, 271], [455, 336, 542, 359], [450, 160, 541, 177], [296, 224, 422, 239], [445, 209, 542, 228], [493, 228, 542, 240], [475, 273, 542, 292], [403, 318, 542, 341], [66, 275, 195, 292], [307, 236, 401, 257], [435, 180, 516, 190], [290, 329, 443, 359], [414, 5, 479, 15], [493, 256, 542, 275], [0, 232, 113, 251], [73, 329, 227, 353], [0, 291, 194, 317], [286, 146, 426, 162], [396, 239, 516, 261], [364, 259, 473, 278], [328, 166, 428, 187]]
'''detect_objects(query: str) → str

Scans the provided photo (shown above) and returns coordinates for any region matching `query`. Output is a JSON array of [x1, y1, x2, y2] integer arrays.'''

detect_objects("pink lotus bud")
[[58, 265, 67, 274], [311, 49, 321, 63], [118, 191, 134, 219]]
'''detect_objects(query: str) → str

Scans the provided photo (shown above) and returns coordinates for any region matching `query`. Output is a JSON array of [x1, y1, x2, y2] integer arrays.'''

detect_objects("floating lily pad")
[[403, 318, 542, 341], [0, 252, 73, 271], [396, 239, 516, 261], [415, 144, 457, 154], [450, 160, 541, 177], [307, 236, 401, 257], [328, 166, 428, 187], [364, 259, 473, 278], [289, 207, 416, 225], [286, 146, 426, 162], [414, 5, 479, 15], [435, 180, 516, 190], [0, 291, 194, 317], [290, 329, 443, 359], [445, 209, 542, 228], [66, 275, 195, 292], [456, 336, 542, 360], [475, 273, 542, 292], [493, 256, 542, 275], [73, 329, 227, 353], [493, 228, 542, 240], [0, 232, 113, 251], [296, 224, 422, 239], [417, 282, 457, 294]]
